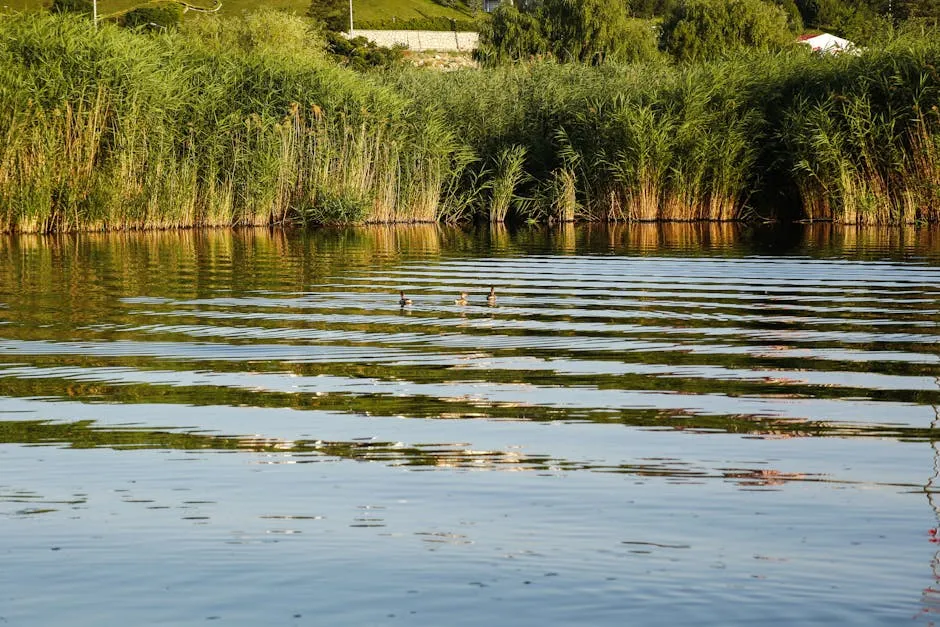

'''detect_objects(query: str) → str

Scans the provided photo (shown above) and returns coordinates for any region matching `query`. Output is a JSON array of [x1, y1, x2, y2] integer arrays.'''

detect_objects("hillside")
[[2, 0, 478, 25]]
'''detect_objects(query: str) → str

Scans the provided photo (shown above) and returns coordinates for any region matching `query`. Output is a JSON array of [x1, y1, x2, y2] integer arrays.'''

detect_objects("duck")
[[455, 292, 468, 306], [398, 290, 412, 307], [486, 285, 497, 306]]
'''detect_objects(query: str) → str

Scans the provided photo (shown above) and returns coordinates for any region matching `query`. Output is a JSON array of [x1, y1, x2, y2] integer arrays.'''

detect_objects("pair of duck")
[[399, 286, 496, 307]]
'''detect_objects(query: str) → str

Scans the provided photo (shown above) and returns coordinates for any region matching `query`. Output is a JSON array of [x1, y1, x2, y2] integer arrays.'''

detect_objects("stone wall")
[[348, 30, 479, 52]]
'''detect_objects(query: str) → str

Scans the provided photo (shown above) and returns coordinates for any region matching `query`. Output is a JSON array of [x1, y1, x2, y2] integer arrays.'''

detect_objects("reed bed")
[[0, 12, 462, 232], [397, 32, 940, 225], [1, 13, 939, 230]]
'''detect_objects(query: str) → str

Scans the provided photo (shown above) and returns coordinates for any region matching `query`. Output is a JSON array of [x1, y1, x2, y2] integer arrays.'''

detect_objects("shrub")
[[660, 0, 793, 62], [182, 10, 326, 62], [49, 0, 92, 15], [122, 3, 185, 31], [326, 32, 405, 71]]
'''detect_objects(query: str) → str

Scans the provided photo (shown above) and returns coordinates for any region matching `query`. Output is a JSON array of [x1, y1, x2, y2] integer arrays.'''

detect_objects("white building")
[[798, 33, 856, 55]]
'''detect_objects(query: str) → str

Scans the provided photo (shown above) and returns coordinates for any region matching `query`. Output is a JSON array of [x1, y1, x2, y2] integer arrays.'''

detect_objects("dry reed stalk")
[[552, 168, 577, 222], [627, 178, 659, 221]]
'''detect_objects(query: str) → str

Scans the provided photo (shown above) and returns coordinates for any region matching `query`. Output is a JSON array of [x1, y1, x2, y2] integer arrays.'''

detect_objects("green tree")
[[542, 0, 635, 63], [477, 3, 548, 64], [660, 0, 792, 62], [477, 0, 659, 65], [772, 0, 804, 32], [308, 0, 347, 32]]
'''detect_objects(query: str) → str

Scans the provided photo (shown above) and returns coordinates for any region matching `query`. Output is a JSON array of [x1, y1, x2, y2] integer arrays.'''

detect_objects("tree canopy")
[[659, 0, 792, 62], [478, 0, 659, 65]]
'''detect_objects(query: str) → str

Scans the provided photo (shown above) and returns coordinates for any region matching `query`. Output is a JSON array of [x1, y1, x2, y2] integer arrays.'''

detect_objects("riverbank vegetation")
[[0, 5, 939, 231]]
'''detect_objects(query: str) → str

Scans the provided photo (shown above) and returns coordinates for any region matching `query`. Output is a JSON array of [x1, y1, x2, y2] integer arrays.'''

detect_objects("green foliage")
[[772, 0, 804, 32], [660, 0, 793, 62], [630, 0, 677, 18], [793, 0, 898, 40], [613, 18, 662, 64], [122, 3, 184, 30], [48, 0, 92, 15], [308, 0, 347, 32], [476, 4, 547, 64], [182, 10, 326, 62], [326, 31, 404, 71], [297, 190, 370, 224], [541, 0, 634, 63], [898, 0, 940, 21], [477, 0, 660, 65]]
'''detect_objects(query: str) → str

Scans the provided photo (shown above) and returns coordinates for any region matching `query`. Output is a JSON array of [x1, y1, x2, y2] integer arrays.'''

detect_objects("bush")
[[326, 32, 405, 71], [660, 0, 793, 62], [182, 10, 326, 62], [49, 0, 92, 16], [122, 3, 184, 31]]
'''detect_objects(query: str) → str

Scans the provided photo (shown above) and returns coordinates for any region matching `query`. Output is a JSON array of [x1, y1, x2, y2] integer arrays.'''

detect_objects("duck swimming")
[[455, 292, 468, 306], [399, 290, 412, 307], [486, 286, 496, 306]]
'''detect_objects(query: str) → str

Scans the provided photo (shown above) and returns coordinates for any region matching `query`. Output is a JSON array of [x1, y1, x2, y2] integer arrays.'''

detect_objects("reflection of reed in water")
[[919, 388, 940, 625], [803, 224, 940, 258], [488, 223, 512, 253], [343, 225, 443, 258], [554, 222, 577, 254], [600, 222, 742, 252]]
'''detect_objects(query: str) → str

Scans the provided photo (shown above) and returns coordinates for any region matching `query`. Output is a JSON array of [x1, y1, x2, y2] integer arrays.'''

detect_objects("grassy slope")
[[3, 0, 475, 21]]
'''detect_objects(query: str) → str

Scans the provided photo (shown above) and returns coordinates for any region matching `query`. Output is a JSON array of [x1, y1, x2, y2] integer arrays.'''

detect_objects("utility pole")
[[348, 0, 353, 33], [93, 0, 97, 28]]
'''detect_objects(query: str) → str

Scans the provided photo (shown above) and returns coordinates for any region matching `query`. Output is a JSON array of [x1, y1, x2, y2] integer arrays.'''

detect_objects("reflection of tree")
[[919, 382, 940, 624]]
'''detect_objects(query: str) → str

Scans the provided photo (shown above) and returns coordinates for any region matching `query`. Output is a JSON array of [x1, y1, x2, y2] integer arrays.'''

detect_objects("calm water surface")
[[1, 224, 940, 625]]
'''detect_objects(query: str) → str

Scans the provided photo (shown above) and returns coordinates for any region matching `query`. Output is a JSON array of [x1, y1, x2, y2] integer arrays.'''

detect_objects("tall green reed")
[[0, 12, 464, 232]]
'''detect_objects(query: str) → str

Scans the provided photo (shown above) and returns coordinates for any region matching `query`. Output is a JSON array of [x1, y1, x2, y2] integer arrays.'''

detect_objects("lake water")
[[1, 223, 940, 625]]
